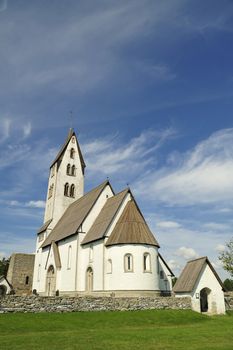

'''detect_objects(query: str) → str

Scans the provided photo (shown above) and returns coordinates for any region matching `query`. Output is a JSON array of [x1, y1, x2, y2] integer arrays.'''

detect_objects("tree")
[[219, 238, 233, 278], [223, 279, 233, 291], [0, 257, 10, 277]]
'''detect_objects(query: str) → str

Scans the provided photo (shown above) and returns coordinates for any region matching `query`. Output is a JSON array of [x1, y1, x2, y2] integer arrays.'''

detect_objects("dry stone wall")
[[0, 295, 191, 313]]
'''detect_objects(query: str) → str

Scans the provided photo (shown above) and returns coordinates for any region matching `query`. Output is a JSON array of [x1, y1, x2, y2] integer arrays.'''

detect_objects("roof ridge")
[[81, 186, 129, 245], [187, 256, 207, 263]]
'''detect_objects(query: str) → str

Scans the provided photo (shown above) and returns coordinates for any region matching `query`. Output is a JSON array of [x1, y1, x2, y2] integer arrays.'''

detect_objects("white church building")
[[32, 129, 174, 296]]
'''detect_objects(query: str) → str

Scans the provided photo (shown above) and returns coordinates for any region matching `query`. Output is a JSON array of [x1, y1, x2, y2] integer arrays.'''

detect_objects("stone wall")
[[0, 295, 191, 313], [7, 254, 35, 295]]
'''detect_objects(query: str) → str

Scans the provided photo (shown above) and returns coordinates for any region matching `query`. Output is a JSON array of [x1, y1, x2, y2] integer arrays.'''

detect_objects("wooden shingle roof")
[[50, 128, 86, 174], [41, 180, 109, 248], [37, 219, 53, 234], [173, 256, 225, 293], [81, 188, 129, 245], [105, 200, 159, 247]]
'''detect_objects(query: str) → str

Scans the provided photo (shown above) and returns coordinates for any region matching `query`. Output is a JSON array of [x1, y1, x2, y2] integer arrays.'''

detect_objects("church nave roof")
[[41, 180, 110, 248], [81, 188, 129, 245]]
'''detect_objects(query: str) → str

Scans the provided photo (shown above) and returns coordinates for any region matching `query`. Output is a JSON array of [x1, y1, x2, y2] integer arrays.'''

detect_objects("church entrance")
[[46, 265, 56, 296], [200, 288, 210, 312], [86, 267, 93, 293]]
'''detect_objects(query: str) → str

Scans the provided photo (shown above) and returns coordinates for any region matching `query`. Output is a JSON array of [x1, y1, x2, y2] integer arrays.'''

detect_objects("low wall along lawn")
[[0, 295, 191, 313]]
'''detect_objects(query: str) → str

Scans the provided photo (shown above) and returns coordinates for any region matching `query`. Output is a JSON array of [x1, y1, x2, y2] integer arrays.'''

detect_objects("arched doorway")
[[46, 265, 56, 296], [86, 267, 93, 293], [0, 285, 7, 297], [200, 288, 210, 312]]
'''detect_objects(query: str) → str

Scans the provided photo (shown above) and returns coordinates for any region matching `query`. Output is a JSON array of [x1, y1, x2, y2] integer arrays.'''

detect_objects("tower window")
[[70, 148, 75, 159], [64, 183, 69, 196], [67, 164, 71, 175], [48, 184, 54, 199], [70, 184, 75, 197], [71, 165, 76, 176], [25, 276, 29, 285], [143, 253, 151, 272], [124, 254, 133, 272]]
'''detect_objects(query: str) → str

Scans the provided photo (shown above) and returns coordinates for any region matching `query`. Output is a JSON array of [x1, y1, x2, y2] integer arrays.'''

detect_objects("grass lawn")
[[0, 310, 233, 350]]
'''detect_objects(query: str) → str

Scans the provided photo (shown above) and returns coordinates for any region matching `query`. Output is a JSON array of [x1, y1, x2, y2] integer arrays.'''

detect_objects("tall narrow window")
[[143, 253, 151, 272], [160, 270, 164, 279], [124, 254, 133, 272], [107, 259, 112, 274], [67, 245, 72, 269], [64, 183, 69, 196], [89, 244, 93, 262], [70, 148, 75, 159], [25, 276, 29, 285], [70, 184, 75, 197], [71, 165, 76, 176], [67, 164, 71, 175]]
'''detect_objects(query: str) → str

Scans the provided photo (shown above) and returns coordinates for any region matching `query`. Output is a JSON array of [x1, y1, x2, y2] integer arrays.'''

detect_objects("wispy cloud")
[[157, 221, 181, 229], [83, 128, 176, 185], [0, 118, 11, 143], [0, 0, 7, 12], [135, 128, 233, 206]]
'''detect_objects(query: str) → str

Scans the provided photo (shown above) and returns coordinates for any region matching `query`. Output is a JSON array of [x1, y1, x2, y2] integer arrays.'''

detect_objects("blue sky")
[[1, 0, 233, 279]]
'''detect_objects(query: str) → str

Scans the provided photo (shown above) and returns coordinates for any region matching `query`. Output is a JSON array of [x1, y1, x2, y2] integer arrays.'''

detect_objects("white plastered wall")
[[175, 263, 225, 315], [105, 244, 159, 291], [158, 256, 173, 292], [0, 278, 12, 294]]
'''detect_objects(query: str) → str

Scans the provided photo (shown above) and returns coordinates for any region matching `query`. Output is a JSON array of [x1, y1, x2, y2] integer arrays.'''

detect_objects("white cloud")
[[0, 251, 7, 259], [25, 200, 46, 209], [83, 128, 176, 181], [203, 223, 230, 231], [175, 246, 199, 260], [167, 259, 181, 271], [215, 244, 225, 252], [135, 128, 233, 206], [22, 122, 32, 138], [157, 221, 181, 229], [0, 118, 11, 143]]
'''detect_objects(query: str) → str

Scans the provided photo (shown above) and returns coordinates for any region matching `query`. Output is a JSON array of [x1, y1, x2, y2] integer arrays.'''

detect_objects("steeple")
[[43, 129, 85, 228]]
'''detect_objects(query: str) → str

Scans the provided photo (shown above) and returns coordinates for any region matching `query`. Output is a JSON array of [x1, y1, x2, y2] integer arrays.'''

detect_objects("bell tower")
[[43, 128, 86, 229]]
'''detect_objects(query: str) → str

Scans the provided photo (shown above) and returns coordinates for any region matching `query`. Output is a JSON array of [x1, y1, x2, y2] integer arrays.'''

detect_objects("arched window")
[[107, 259, 112, 274], [70, 184, 75, 198], [25, 276, 29, 285], [124, 254, 133, 272], [70, 148, 75, 159], [143, 253, 151, 272], [67, 163, 71, 175], [64, 183, 69, 196], [67, 245, 72, 269], [71, 165, 76, 176]]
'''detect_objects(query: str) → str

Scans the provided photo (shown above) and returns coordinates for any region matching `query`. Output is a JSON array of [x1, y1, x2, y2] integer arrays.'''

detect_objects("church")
[[32, 129, 174, 296]]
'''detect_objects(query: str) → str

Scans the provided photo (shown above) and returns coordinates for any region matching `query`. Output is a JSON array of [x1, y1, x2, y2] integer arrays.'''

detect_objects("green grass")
[[0, 310, 233, 350]]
